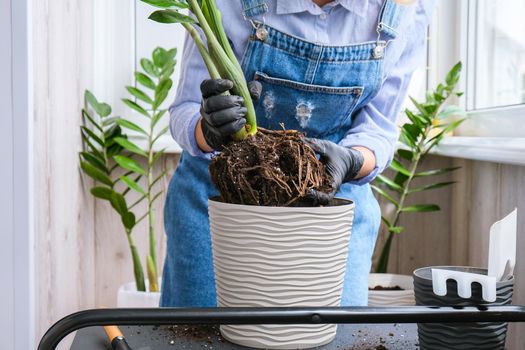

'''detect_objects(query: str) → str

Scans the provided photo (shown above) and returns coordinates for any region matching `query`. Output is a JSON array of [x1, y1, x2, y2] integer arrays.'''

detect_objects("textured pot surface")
[[413, 266, 514, 350], [368, 273, 415, 306], [117, 280, 161, 308], [208, 198, 354, 349]]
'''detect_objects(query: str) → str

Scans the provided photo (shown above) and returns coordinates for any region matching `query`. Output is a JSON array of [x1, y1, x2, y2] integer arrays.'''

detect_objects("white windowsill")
[[431, 137, 525, 166]]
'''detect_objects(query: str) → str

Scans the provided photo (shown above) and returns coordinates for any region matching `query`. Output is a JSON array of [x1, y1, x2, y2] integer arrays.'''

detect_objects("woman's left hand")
[[304, 138, 364, 205]]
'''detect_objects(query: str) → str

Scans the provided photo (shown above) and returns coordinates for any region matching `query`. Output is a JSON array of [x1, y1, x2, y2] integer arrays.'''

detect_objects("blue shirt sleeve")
[[168, 29, 215, 160], [340, 1, 436, 185]]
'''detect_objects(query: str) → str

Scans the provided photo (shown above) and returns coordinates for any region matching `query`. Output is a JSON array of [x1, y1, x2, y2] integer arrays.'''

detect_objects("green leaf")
[[120, 175, 146, 195], [122, 211, 136, 231], [85, 90, 98, 109], [381, 216, 392, 227], [80, 152, 107, 173], [82, 109, 103, 133], [153, 78, 173, 109], [113, 155, 146, 175], [375, 174, 403, 193], [151, 191, 163, 204], [135, 72, 156, 90], [153, 47, 168, 68], [90, 187, 114, 201], [409, 181, 456, 193], [371, 185, 399, 207], [110, 192, 128, 216], [390, 159, 411, 177], [80, 161, 113, 186], [82, 136, 105, 161], [140, 58, 158, 77], [140, 0, 189, 9], [152, 126, 169, 145], [148, 9, 196, 24], [397, 149, 414, 161], [445, 62, 462, 87], [114, 137, 148, 157], [437, 105, 466, 119], [409, 96, 431, 119], [405, 109, 425, 127], [398, 131, 417, 149], [81, 126, 104, 147], [401, 204, 441, 212], [122, 98, 150, 117], [150, 169, 168, 188], [126, 86, 153, 104], [101, 116, 120, 127], [388, 226, 404, 234], [415, 166, 461, 177], [402, 123, 421, 145], [116, 119, 148, 136], [85, 90, 112, 117], [393, 172, 409, 187], [152, 110, 167, 128]]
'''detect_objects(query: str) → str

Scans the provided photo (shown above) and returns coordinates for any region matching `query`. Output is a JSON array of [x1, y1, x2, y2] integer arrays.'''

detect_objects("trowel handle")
[[104, 325, 133, 350]]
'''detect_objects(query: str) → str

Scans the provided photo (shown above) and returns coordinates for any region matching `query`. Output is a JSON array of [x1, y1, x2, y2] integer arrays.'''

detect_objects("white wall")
[[1, 0, 34, 348]]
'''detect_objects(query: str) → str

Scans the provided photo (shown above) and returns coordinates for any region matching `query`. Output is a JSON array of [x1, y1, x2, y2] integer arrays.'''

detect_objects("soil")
[[166, 324, 223, 343], [369, 285, 404, 291], [209, 128, 333, 206]]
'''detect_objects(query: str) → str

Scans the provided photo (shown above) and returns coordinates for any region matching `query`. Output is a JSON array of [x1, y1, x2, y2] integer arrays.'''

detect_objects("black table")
[[71, 323, 419, 350]]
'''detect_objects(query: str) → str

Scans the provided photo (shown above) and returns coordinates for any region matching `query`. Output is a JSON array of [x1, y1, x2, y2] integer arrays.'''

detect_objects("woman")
[[161, 0, 435, 307]]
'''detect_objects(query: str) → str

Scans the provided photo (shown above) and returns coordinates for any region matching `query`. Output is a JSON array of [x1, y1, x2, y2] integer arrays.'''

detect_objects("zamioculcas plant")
[[372, 62, 466, 273], [80, 47, 176, 292], [143, 0, 256, 140], [141, 0, 332, 206]]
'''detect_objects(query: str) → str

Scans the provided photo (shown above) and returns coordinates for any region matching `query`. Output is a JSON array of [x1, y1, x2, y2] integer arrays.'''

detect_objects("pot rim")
[[208, 196, 354, 210], [413, 265, 515, 283], [368, 273, 414, 291]]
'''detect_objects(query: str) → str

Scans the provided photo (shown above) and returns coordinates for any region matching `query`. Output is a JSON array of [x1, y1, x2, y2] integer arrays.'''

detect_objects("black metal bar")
[[38, 306, 525, 350]]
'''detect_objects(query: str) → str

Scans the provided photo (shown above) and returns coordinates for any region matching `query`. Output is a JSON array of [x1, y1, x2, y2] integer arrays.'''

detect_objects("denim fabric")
[[168, 0, 434, 183], [161, 0, 403, 308]]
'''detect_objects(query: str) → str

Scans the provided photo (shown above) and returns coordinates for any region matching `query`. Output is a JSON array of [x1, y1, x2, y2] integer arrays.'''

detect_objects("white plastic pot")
[[368, 273, 414, 306], [208, 198, 355, 349], [117, 279, 161, 308]]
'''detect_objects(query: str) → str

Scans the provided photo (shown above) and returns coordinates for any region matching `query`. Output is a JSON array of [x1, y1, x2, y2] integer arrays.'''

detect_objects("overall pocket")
[[253, 72, 363, 138]]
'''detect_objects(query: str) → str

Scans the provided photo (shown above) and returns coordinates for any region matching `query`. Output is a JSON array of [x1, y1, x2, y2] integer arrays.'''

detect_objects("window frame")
[[427, 0, 525, 165], [457, 0, 525, 138]]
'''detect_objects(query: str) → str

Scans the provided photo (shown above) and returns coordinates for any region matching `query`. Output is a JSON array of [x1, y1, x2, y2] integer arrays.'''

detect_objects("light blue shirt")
[[169, 0, 435, 184]]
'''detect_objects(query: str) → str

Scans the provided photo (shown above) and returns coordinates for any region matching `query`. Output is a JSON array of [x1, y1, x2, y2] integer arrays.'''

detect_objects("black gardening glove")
[[200, 79, 262, 150], [305, 138, 364, 205]]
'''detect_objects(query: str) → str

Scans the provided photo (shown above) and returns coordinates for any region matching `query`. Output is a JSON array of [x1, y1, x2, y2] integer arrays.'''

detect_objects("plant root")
[[209, 128, 333, 206]]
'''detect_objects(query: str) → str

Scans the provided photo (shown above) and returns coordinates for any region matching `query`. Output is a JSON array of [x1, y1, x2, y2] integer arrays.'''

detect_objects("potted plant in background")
[[369, 62, 465, 306], [142, 1, 354, 349], [79, 46, 176, 307]]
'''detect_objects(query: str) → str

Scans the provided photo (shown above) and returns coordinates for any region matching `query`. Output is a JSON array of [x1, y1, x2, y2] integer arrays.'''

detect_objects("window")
[[467, 0, 525, 110]]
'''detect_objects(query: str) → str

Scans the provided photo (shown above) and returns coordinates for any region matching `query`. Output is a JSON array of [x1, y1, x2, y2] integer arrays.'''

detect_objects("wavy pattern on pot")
[[208, 199, 354, 349]]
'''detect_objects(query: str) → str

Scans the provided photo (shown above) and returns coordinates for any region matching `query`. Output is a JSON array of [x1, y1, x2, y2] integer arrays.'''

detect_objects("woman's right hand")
[[199, 79, 247, 151], [197, 79, 262, 151]]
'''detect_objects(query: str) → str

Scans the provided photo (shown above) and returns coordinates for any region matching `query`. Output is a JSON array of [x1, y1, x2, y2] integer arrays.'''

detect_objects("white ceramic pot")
[[368, 273, 414, 306], [117, 279, 161, 308], [208, 198, 355, 349]]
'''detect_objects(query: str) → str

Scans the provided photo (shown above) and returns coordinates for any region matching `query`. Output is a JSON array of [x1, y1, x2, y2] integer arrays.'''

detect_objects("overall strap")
[[376, 0, 407, 41], [240, 0, 269, 19]]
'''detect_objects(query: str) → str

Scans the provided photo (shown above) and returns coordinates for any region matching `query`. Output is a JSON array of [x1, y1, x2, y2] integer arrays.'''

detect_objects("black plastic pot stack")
[[413, 266, 514, 350]]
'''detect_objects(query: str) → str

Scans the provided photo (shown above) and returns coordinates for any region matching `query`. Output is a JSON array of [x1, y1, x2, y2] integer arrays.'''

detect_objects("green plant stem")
[[126, 229, 146, 292], [375, 130, 426, 273], [187, 0, 256, 137], [146, 102, 159, 292], [181, 23, 221, 80]]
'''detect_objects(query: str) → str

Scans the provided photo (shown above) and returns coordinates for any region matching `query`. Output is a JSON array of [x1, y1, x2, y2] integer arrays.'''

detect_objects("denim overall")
[[161, 0, 404, 307]]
